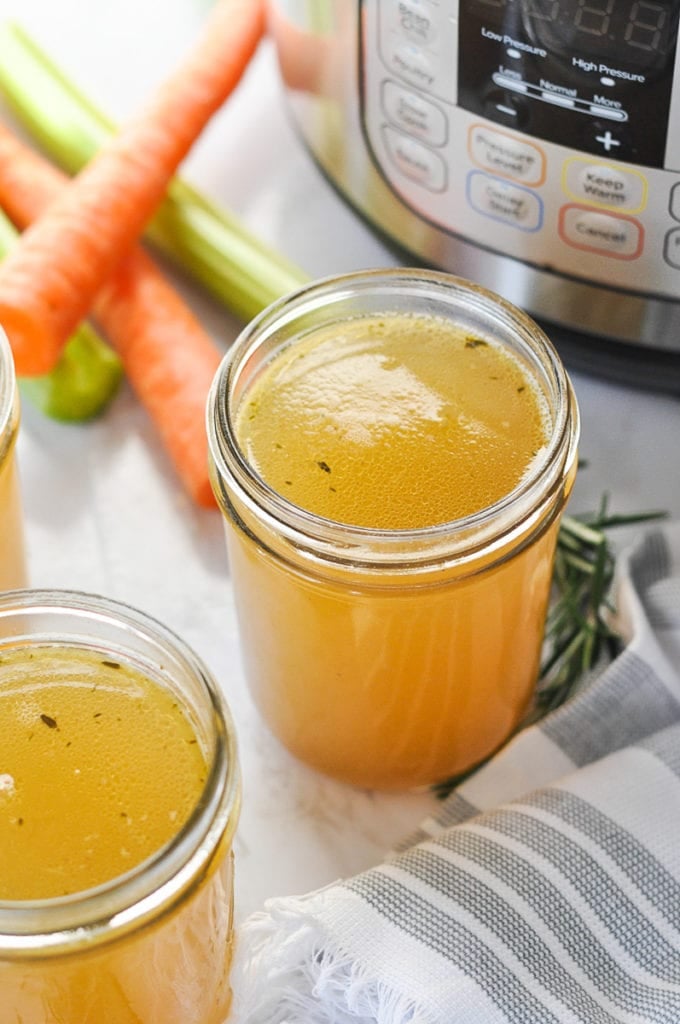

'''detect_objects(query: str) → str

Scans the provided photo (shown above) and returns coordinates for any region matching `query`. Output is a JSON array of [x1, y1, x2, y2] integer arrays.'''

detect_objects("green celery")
[[0, 21, 309, 323], [0, 209, 123, 421]]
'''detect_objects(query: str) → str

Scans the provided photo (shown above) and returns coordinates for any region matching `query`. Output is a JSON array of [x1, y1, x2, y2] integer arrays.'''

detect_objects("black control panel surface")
[[458, 0, 680, 167]]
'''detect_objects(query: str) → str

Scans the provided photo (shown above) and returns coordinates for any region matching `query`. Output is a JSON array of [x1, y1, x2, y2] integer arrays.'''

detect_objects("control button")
[[467, 172, 543, 231], [590, 105, 627, 122], [386, 42, 438, 91], [595, 129, 622, 152], [664, 228, 680, 269], [391, 0, 440, 47], [378, 1, 455, 101], [586, 120, 629, 156], [482, 90, 531, 131], [382, 80, 447, 146], [468, 124, 545, 187], [563, 158, 647, 214], [541, 90, 576, 109], [559, 205, 643, 259], [670, 184, 680, 223], [383, 126, 447, 191], [490, 73, 628, 122]]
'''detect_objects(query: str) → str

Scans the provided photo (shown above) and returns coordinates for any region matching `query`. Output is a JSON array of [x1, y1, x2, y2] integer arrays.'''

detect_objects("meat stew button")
[[382, 125, 447, 191]]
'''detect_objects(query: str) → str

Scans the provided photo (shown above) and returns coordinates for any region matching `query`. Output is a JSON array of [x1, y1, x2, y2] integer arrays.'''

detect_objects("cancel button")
[[559, 204, 643, 259]]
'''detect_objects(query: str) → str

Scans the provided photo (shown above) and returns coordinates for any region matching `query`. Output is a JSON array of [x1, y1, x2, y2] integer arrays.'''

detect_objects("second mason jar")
[[0, 590, 240, 1024], [208, 270, 579, 791]]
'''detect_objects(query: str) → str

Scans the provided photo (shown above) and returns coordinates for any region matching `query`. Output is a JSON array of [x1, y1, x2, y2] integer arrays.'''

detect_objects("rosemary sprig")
[[533, 497, 666, 720], [432, 496, 667, 799]]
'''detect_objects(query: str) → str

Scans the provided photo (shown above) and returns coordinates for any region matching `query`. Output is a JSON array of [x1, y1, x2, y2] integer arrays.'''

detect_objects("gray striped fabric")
[[233, 525, 680, 1024]]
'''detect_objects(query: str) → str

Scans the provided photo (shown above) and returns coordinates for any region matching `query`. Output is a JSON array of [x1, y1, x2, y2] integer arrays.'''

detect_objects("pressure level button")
[[469, 124, 545, 187]]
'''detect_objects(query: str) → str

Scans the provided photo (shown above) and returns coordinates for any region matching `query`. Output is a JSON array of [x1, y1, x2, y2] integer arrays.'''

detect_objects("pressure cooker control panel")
[[359, 0, 680, 299]]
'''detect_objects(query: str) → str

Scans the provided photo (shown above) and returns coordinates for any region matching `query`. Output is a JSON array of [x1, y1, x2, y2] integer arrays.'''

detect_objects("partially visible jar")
[[0, 326, 27, 590], [208, 269, 580, 791], [0, 590, 241, 1024]]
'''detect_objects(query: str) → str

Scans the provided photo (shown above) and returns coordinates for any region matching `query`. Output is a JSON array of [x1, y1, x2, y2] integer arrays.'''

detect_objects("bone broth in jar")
[[208, 270, 579, 791], [0, 591, 240, 1024], [0, 327, 27, 590]]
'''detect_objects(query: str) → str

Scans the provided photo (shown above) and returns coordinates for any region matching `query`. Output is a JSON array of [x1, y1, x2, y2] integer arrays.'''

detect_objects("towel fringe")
[[232, 893, 434, 1024]]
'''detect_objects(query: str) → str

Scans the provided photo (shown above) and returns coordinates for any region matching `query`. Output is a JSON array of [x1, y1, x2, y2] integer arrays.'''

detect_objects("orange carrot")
[[91, 251, 223, 509], [0, 0, 265, 376], [0, 121, 222, 508]]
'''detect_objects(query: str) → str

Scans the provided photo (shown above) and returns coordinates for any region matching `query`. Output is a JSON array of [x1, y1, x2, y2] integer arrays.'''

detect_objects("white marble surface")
[[1, 0, 679, 925]]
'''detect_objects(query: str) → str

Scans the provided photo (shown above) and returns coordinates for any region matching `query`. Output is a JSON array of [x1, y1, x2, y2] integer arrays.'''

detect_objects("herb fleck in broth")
[[236, 312, 549, 529], [0, 645, 206, 900]]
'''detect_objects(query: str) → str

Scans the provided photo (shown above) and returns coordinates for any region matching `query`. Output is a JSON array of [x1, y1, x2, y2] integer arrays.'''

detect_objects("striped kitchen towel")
[[232, 523, 680, 1024]]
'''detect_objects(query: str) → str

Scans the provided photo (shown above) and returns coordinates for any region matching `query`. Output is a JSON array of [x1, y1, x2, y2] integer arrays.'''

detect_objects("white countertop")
[[1, 0, 680, 924]]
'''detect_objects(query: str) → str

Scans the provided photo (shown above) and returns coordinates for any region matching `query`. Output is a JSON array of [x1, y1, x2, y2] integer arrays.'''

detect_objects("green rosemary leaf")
[[559, 516, 604, 547], [560, 551, 599, 575]]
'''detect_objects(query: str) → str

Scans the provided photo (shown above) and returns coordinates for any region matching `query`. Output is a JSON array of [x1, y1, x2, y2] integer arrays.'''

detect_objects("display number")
[[524, 0, 560, 22], [625, 2, 669, 51], [469, 0, 675, 58], [574, 0, 615, 37]]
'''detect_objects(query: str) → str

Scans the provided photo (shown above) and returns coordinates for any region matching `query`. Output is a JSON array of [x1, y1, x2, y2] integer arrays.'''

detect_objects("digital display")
[[458, 0, 680, 165], [468, 0, 679, 70]]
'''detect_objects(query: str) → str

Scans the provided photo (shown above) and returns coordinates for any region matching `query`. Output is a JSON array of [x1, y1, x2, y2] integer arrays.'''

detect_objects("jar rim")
[[0, 326, 17, 450], [0, 589, 241, 957], [208, 268, 580, 567]]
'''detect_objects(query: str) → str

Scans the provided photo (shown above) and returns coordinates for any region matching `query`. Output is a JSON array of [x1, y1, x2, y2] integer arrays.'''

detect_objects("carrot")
[[91, 250, 223, 509], [0, 206, 124, 423], [0, 122, 222, 507], [0, 21, 308, 320], [0, 0, 265, 376]]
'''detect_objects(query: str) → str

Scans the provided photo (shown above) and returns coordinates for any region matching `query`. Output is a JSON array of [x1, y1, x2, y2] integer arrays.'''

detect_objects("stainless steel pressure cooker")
[[269, 0, 680, 390]]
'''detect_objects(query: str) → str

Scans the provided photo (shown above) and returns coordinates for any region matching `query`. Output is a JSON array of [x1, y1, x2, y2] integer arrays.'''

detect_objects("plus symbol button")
[[595, 130, 621, 152]]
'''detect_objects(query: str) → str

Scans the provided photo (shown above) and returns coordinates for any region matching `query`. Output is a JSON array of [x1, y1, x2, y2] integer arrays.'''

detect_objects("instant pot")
[[269, 0, 680, 391]]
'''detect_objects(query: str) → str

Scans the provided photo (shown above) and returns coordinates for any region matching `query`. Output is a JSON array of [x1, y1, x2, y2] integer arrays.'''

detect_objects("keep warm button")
[[559, 204, 643, 260], [563, 158, 647, 213]]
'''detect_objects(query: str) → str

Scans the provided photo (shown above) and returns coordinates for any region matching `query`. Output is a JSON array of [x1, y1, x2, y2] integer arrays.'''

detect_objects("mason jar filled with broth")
[[0, 590, 241, 1023], [208, 269, 580, 791]]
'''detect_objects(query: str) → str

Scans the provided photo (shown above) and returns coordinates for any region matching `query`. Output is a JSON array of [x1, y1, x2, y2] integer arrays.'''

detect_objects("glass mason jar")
[[0, 590, 240, 1024], [207, 269, 579, 791], [0, 327, 27, 590]]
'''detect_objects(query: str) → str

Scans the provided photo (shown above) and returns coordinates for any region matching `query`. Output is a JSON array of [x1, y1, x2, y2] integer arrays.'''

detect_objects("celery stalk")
[[0, 209, 123, 421], [0, 21, 309, 322]]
